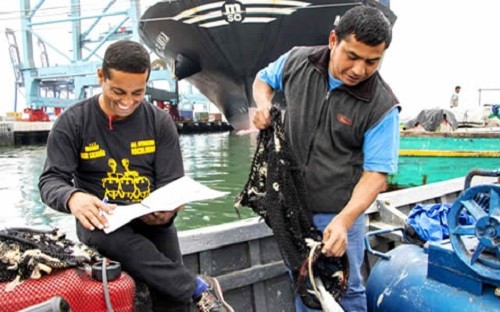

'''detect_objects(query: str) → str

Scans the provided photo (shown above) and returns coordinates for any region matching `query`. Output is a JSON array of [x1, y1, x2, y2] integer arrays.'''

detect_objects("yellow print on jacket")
[[81, 142, 106, 159], [131, 139, 156, 155], [102, 158, 151, 202]]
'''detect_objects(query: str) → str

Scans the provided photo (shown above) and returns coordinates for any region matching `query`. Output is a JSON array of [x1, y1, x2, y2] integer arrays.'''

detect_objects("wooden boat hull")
[[175, 175, 496, 310]]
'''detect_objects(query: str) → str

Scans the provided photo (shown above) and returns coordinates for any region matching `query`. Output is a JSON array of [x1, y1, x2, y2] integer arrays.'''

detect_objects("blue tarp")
[[407, 203, 474, 242]]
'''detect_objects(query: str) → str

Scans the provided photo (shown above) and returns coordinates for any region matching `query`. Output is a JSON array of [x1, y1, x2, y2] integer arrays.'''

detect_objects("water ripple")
[[0, 133, 258, 236]]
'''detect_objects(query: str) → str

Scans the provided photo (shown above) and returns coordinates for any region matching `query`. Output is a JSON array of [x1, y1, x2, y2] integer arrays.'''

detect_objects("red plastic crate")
[[0, 268, 136, 311]]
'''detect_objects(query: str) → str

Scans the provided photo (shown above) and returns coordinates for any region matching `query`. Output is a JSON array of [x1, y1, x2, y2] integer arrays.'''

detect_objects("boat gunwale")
[[400, 130, 500, 138], [399, 149, 500, 157], [179, 176, 498, 255]]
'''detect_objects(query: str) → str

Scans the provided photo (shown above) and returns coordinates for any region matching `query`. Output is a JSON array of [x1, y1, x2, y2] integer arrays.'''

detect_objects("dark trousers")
[[77, 219, 196, 312]]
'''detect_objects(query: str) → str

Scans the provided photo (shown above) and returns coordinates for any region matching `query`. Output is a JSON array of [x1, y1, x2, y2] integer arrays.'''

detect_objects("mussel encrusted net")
[[0, 228, 99, 288], [235, 107, 349, 309]]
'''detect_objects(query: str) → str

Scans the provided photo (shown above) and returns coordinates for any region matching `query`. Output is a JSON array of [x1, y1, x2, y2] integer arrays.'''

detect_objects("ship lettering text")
[[223, 2, 244, 23], [155, 32, 170, 52]]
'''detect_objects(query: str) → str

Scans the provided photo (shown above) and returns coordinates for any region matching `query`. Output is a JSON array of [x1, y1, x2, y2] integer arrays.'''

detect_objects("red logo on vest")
[[337, 114, 352, 126]]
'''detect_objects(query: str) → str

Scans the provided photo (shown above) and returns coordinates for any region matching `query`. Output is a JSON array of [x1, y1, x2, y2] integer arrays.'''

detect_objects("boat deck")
[[176, 175, 497, 311]]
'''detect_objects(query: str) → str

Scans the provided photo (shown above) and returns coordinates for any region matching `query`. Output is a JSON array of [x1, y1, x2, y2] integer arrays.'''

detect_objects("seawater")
[[0, 132, 258, 240]]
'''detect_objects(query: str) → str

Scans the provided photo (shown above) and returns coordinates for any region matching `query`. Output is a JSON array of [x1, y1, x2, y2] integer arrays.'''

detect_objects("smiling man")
[[252, 6, 400, 312], [39, 40, 233, 312]]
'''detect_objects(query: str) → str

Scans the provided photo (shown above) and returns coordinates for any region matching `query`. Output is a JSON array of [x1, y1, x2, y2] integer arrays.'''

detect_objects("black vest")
[[282, 46, 399, 213]]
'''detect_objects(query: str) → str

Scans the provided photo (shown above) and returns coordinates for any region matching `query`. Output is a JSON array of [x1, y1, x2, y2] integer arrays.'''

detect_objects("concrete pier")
[[0, 122, 53, 146], [0, 120, 233, 146]]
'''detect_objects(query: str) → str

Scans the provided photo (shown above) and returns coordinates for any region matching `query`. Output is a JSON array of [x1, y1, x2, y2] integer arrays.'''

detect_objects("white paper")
[[104, 176, 229, 233]]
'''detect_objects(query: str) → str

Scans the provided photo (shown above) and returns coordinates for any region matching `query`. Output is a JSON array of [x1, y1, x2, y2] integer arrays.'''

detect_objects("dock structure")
[[0, 121, 233, 147], [0, 121, 53, 146]]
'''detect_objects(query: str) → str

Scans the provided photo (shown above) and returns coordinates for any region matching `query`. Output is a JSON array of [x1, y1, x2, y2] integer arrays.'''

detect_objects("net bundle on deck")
[[0, 228, 99, 290], [235, 106, 349, 309]]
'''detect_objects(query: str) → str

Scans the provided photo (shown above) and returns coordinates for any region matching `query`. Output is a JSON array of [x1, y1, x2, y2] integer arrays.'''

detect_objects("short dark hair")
[[455, 86, 461, 89], [335, 6, 392, 49], [102, 40, 151, 80]]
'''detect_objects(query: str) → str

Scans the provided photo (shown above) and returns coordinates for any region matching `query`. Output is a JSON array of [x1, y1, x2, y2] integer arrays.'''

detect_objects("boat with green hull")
[[389, 130, 500, 188]]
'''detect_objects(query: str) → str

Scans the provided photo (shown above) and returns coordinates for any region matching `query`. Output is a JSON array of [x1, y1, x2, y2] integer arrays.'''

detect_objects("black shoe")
[[195, 275, 234, 312]]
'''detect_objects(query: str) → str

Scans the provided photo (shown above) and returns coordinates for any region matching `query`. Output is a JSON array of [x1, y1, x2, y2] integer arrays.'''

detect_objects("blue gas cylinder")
[[366, 244, 500, 312]]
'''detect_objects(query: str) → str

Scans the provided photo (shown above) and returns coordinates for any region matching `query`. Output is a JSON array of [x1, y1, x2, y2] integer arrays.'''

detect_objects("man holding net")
[[252, 6, 400, 311]]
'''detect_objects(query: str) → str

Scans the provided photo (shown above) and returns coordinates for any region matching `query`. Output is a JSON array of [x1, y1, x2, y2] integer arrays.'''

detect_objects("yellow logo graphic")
[[102, 158, 151, 202], [81, 142, 106, 159], [131, 140, 156, 155]]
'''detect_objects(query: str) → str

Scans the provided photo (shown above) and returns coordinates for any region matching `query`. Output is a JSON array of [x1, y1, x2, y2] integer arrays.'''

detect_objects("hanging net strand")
[[235, 106, 349, 309]]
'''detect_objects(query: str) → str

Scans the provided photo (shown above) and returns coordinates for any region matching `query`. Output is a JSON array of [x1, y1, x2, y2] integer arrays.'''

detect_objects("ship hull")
[[139, 0, 394, 130]]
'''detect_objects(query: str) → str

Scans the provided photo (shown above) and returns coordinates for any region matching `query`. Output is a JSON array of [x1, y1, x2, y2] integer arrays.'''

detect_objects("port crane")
[[6, 0, 179, 121]]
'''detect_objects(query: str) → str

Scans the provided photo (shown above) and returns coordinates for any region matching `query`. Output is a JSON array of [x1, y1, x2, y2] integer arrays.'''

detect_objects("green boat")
[[388, 130, 500, 188]]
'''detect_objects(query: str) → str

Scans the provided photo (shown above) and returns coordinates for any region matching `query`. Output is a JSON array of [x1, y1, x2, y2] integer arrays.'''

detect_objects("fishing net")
[[235, 107, 349, 309], [0, 227, 99, 290]]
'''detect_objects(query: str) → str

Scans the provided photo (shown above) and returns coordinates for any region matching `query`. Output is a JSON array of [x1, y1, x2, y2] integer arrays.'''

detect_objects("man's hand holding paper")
[[140, 205, 184, 225], [104, 176, 228, 233]]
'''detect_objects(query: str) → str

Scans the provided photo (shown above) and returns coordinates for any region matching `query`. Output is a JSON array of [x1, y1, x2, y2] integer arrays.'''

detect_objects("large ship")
[[139, 0, 395, 130]]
